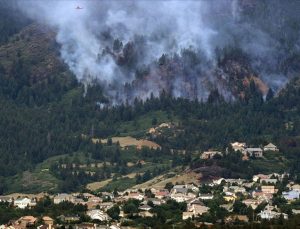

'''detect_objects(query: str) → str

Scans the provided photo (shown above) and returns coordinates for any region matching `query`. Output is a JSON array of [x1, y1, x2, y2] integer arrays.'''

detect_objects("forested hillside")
[[0, 1, 299, 194]]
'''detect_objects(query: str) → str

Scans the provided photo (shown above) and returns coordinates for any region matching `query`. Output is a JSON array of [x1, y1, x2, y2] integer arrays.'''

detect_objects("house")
[[110, 224, 120, 229], [127, 192, 144, 201], [170, 193, 193, 202], [258, 205, 288, 220], [87, 209, 110, 221], [252, 191, 273, 202], [200, 151, 223, 160], [58, 215, 80, 223], [264, 143, 279, 152], [242, 199, 262, 209], [282, 190, 300, 201], [199, 194, 214, 200], [53, 193, 75, 204], [225, 215, 249, 223], [260, 178, 277, 184], [182, 200, 210, 220], [37, 225, 52, 229], [261, 186, 277, 194], [14, 197, 36, 209], [0, 196, 13, 203], [42, 216, 54, 225], [154, 189, 169, 199], [253, 174, 269, 182], [291, 184, 300, 192], [86, 196, 102, 209], [17, 216, 37, 227], [244, 148, 263, 157], [139, 204, 152, 211], [230, 142, 247, 152], [224, 186, 246, 194], [143, 198, 165, 206], [185, 184, 199, 192], [224, 194, 236, 202], [212, 178, 225, 185], [292, 209, 300, 214], [224, 178, 246, 185], [75, 223, 97, 229], [171, 185, 188, 195], [220, 203, 233, 212], [99, 202, 114, 211], [83, 193, 96, 199], [243, 182, 255, 188], [139, 211, 154, 218]]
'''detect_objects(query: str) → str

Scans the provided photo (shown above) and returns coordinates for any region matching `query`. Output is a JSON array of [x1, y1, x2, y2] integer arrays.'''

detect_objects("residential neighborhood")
[[1, 168, 300, 228]]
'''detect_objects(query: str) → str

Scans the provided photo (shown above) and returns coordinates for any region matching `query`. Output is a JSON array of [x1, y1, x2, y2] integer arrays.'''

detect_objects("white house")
[[199, 194, 214, 200], [139, 204, 152, 211], [86, 209, 110, 221], [258, 210, 288, 220], [258, 205, 288, 220], [14, 197, 35, 209]]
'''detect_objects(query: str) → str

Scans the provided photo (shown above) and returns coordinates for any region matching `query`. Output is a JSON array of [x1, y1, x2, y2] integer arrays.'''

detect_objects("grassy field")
[[4, 169, 60, 194], [132, 170, 201, 190], [96, 136, 161, 149], [99, 177, 136, 192], [86, 172, 138, 191]]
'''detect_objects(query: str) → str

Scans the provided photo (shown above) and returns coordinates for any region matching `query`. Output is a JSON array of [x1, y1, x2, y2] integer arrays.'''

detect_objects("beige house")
[[261, 186, 277, 194], [42, 216, 54, 225], [182, 199, 210, 220], [53, 194, 75, 204], [200, 151, 223, 160], [263, 143, 279, 152]]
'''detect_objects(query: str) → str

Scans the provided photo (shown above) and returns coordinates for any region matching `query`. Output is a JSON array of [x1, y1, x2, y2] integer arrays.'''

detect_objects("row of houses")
[[200, 142, 280, 160]]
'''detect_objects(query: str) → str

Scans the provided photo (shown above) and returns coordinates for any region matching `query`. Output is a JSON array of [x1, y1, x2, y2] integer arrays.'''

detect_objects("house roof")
[[20, 216, 37, 223], [264, 143, 277, 148], [42, 216, 53, 221], [246, 148, 263, 152], [189, 199, 204, 206], [139, 204, 152, 210]]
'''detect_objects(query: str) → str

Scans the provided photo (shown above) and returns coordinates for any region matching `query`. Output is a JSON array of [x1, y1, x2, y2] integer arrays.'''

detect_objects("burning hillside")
[[12, 0, 300, 104]]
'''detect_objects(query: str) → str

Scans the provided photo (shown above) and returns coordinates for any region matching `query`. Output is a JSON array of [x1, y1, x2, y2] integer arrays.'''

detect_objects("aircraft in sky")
[[75, 6, 83, 10]]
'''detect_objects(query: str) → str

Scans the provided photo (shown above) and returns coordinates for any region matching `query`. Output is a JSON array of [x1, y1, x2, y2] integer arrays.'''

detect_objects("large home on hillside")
[[263, 143, 279, 152], [200, 151, 223, 160], [230, 142, 247, 152], [243, 148, 263, 158]]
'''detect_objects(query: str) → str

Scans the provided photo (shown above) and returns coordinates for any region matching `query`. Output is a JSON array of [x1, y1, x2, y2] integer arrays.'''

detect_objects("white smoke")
[[16, 0, 299, 103]]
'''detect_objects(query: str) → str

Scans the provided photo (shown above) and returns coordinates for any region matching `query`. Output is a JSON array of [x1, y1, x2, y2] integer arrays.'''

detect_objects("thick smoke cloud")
[[17, 0, 300, 104]]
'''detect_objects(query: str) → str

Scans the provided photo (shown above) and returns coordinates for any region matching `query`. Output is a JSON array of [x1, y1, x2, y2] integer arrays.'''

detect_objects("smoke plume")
[[17, 0, 300, 104]]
